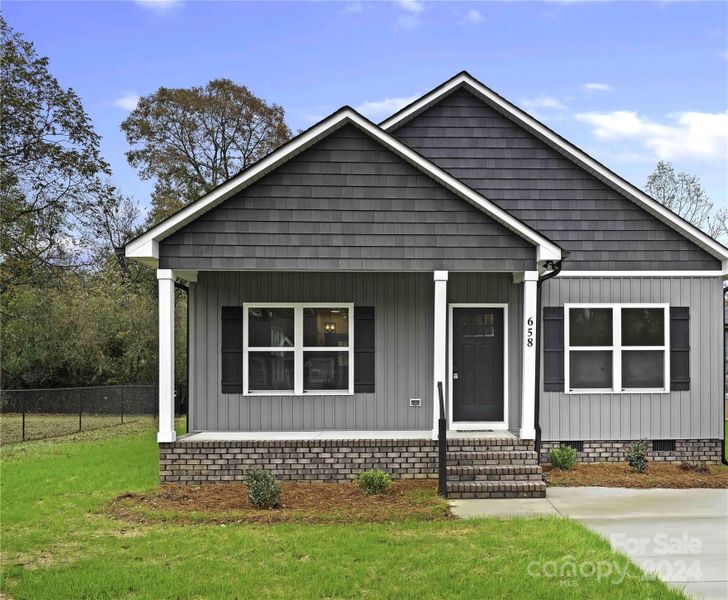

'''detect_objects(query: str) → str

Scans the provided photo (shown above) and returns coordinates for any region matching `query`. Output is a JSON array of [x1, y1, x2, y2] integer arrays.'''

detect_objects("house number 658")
[[526, 317, 534, 347]]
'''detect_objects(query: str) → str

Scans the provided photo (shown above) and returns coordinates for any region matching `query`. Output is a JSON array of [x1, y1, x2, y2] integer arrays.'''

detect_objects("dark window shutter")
[[670, 307, 690, 391], [354, 307, 375, 393], [221, 307, 243, 394], [543, 307, 564, 392]]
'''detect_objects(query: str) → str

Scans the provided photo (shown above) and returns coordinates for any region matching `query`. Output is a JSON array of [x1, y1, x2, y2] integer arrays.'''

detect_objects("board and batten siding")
[[189, 271, 526, 433], [191, 271, 434, 432], [540, 276, 723, 441], [159, 124, 536, 273], [391, 88, 720, 271]]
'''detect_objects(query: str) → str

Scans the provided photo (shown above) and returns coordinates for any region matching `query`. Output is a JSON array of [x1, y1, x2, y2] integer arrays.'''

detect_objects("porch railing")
[[437, 381, 447, 498]]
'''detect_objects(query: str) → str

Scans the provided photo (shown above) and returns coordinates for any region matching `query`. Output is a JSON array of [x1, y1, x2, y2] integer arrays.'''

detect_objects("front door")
[[452, 307, 505, 423]]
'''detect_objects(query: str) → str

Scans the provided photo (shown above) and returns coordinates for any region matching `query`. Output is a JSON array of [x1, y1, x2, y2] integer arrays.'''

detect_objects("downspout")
[[174, 281, 189, 435], [723, 287, 727, 467], [534, 259, 563, 464]]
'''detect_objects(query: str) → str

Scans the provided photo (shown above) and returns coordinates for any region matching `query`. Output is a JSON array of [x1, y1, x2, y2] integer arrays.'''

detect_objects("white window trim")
[[242, 302, 354, 396], [564, 303, 670, 395]]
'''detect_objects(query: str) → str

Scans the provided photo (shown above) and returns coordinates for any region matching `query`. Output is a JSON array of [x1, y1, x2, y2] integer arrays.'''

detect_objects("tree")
[[121, 79, 292, 224], [0, 16, 109, 292], [646, 161, 727, 243]]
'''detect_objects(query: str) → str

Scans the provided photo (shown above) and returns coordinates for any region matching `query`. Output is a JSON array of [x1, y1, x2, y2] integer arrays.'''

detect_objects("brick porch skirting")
[[540, 439, 723, 465], [158, 438, 533, 485]]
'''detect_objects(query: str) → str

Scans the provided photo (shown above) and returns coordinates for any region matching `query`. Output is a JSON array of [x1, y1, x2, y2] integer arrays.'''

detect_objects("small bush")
[[245, 468, 281, 508], [680, 461, 710, 474], [549, 445, 577, 471], [625, 440, 649, 473], [355, 469, 392, 495]]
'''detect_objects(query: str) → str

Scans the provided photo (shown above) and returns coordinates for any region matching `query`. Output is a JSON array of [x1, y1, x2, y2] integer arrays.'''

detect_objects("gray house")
[[126, 72, 727, 497]]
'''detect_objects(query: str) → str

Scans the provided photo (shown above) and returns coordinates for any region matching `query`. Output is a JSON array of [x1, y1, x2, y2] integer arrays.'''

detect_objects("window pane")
[[248, 308, 294, 347], [248, 351, 294, 391], [303, 308, 349, 347], [303, 351, 349, 391], [569, 308, 612, 346], [622, 350, 664, 389], [569, 351, 612, 389], [622, 308, 664, 346]]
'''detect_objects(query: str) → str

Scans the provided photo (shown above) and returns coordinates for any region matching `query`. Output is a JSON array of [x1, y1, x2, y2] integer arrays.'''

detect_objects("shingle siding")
[[390, 88, 720, 271], [160, 124, 536, 272]]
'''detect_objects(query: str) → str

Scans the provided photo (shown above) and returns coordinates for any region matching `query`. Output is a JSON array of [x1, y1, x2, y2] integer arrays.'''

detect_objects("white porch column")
[[187, 281, 196, 432], [433, 270, 448, 437], [520, 271, 538, 440], [157, 269, 176, 443]]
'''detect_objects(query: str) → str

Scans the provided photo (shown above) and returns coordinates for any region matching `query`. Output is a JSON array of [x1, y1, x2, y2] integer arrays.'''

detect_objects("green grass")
[[0, 412, 157, 445], [1, 423, 686, 599]]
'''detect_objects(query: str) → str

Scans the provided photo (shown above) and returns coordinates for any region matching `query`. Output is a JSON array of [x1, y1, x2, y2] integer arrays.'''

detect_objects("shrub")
[[625, 440, 649, 473], [680, 461, 710, 474], [245, 468, 281, 509], [355, 469, 392, 495], [549, 445, 577, 471]]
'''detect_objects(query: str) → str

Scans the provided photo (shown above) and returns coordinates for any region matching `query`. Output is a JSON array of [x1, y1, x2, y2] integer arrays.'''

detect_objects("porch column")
[[433, 270, 448, 437], [157, 269, 176, 443], [520, 271, 538, 440]]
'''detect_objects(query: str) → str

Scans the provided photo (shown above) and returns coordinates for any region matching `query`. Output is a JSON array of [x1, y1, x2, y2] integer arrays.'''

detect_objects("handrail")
[[437, 381, 447, 498]]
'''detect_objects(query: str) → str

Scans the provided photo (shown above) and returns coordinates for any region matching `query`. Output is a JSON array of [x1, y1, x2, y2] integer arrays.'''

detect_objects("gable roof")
[[125, 106, 561, 267], [381, 71, 728, 268]]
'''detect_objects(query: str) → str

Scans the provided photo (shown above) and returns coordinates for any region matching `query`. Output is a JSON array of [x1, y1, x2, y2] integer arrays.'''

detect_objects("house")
[[125, 72, 727, 497]]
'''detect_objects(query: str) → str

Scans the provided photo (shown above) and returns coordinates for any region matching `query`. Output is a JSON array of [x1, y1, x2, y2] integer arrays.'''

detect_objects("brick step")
[[447, 464, 543, 482], [446, 438, 535, 452], [447, 480, 547, 499], [446, 450, 539, 466]]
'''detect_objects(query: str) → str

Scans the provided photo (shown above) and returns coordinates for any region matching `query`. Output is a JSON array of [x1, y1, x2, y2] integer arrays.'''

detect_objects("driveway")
[[451, 488, 728, 600]]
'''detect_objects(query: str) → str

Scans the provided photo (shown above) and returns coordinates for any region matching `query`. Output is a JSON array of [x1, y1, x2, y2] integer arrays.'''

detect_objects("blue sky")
[[5, 0, 728, 214]]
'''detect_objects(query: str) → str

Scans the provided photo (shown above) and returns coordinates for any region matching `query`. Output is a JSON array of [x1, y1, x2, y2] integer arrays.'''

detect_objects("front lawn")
[[1, 423, 686, 599]]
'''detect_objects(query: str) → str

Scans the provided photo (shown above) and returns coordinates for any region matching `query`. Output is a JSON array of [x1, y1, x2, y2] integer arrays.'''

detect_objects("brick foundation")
[[540, 439, 723, 465], [159, 437, 536, 485]]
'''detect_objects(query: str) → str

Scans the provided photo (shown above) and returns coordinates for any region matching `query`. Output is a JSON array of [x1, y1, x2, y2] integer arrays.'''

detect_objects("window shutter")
[[670, 307, 690, 391], [221, 307, 243, 394], [354, 307, 375, 393], [543, 307, 564, 392]]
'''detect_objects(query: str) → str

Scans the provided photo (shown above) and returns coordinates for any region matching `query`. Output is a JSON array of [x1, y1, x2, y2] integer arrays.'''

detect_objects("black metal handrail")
[[437, 381, 447, 498]]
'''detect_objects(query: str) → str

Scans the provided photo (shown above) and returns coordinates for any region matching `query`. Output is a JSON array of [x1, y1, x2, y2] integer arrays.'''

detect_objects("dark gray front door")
[[452, 307, 505, 422]]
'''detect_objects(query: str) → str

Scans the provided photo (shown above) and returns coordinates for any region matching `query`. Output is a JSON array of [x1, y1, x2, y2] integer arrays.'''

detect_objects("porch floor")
[[180, 430, 518, 442]]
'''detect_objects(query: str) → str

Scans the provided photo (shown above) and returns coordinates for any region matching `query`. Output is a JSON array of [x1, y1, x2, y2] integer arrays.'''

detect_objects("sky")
[[5, 0, 728, 216]]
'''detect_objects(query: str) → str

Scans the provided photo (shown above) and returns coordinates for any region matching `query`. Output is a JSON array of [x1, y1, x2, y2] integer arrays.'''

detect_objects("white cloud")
[[521, 95, 568, 111], [582, 82, 612, 92], [113, 93, 140, 111], [354, 95, 419, 121], [342, 2, 364, 13], [135, 0, 181, 14], [397, 0, 423, 13], [575, 110, 728, 161], [458, 9, 484, 25]]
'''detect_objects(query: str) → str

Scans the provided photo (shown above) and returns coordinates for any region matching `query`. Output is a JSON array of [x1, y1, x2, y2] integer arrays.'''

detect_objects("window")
[[565, 304, 669, 393], [243, 304, 353, 395]]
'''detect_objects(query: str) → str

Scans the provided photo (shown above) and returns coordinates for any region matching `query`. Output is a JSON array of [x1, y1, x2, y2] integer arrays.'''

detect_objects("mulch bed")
[[545, 462, 728, 488], [109, 480, 453, 525]]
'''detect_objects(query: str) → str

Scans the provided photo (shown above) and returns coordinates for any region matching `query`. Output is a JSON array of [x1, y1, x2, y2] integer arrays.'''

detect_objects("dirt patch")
[[109, 480, 452, 525], [545, 462, 728, 488]]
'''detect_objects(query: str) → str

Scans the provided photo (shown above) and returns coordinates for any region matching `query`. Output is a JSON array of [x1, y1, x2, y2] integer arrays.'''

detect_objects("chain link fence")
[[0, 385, 167, 445]]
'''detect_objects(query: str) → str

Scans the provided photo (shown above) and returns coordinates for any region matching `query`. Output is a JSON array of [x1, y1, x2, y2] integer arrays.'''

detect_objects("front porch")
[[156, 270, 542, 443]]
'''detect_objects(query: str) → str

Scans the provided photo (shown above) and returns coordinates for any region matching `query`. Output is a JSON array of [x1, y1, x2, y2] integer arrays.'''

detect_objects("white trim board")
[[448, 303, 509, 431], [381, 72, 728, 265], [557, 271, 727, 278], [125, 108, 561, 266]]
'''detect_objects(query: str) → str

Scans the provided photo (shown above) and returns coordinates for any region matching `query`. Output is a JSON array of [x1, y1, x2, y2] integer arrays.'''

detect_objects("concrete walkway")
[[451, 488, 728, 600]]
